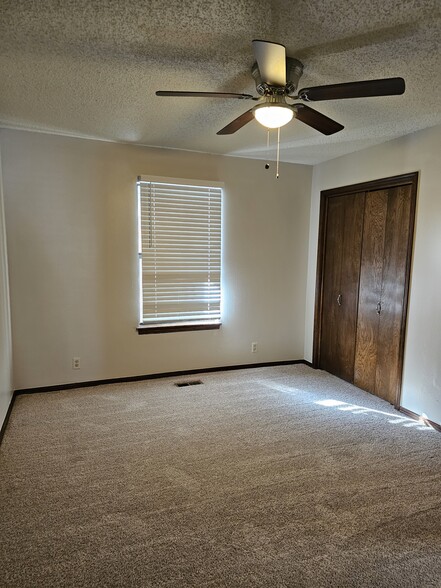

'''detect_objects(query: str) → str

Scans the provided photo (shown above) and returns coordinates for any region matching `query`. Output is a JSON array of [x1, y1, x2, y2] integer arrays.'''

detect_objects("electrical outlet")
[[72, 357, 81, 370], [251, 342, 258, 353]]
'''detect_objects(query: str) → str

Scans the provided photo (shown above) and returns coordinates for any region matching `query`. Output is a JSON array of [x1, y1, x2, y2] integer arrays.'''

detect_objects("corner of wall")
[[303, 164, 322, 362], [0, 136, 14, 430]]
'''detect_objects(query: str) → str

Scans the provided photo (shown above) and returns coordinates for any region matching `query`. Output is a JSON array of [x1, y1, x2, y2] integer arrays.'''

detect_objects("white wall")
[[0, 129, 312, 389], [0, 144, 13, 426], [305, 125, 441, 424]]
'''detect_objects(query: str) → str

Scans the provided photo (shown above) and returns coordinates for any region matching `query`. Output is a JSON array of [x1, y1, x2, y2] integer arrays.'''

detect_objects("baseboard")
[[0, 392, 17, 445], [15, 359, 313, 396], [399, 406, 441, 433]]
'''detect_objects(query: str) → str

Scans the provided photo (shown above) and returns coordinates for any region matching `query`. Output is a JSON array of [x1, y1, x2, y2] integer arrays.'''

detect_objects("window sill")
[[137, 321, 221, 334]]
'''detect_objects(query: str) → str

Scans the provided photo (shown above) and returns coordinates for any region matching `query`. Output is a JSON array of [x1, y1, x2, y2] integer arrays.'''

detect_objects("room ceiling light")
[[253, 103, 294, 129]]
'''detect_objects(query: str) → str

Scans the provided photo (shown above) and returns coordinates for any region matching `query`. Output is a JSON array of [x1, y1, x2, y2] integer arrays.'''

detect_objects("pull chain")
[[263, 128, 281, 178], [276, 127, 280, 179], [265, 129, 270, 170]]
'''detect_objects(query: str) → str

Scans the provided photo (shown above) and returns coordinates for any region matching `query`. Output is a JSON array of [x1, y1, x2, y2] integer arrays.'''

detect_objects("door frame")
[[313, 172, 419, 407]]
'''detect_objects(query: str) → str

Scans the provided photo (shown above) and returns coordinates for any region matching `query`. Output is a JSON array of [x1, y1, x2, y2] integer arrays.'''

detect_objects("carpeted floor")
[[1, 364, 440, 587]]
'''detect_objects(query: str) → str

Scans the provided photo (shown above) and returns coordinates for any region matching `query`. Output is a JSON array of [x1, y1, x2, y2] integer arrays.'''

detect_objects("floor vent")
[[175, 380, 203, 387]]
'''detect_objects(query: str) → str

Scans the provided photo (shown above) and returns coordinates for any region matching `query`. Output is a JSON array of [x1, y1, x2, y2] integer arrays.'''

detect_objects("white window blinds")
[[138, 178, 222, 325]]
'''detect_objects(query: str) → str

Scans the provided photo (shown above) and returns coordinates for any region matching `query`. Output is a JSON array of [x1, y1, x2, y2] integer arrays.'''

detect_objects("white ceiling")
[[1, 0, 440, 164]]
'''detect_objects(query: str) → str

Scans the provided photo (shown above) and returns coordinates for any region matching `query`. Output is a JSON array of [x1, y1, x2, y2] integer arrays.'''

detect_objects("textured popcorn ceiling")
[[1, 0, 440, 164]]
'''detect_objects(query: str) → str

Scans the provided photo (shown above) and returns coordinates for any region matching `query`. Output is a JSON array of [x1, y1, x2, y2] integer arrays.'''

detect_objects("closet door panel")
[[337, 193, 365, 381], [354, 190, 388, 393], [375, 185, 412, 403], [319, 193, 364, 382], [320, 196, 345, 375]]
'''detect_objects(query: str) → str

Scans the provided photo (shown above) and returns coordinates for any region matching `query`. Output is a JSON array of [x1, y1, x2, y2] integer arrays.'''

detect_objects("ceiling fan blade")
[[252, 40, 286, 86], [217, 109, 255, 135], [298, 77, 405, 102], [156, 91, 255, 99], [292, 104, 344, 135]]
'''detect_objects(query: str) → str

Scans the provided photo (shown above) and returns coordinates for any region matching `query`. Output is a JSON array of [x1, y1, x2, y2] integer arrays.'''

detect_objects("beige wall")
[[0, 129, 312, 390], [3, 124, 439, 426], [0, 144, 13, 425], [305, 125, 441, 424]]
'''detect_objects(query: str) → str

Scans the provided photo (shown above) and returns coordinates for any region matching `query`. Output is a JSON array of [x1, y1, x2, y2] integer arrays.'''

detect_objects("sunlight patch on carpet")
[[315, 399, 435, 431]]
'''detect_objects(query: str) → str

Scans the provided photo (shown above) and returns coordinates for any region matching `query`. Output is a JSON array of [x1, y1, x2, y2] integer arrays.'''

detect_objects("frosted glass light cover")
[[254, 105, 294, 129]]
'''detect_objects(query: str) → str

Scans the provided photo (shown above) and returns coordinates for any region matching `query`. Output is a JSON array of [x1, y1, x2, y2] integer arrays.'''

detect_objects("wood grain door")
[[374, 186, 413, 402], [354, 190, 388, 394], [314, 174, 418, 407], [354, 185, 414, 402], [319, 193, 365, 382]]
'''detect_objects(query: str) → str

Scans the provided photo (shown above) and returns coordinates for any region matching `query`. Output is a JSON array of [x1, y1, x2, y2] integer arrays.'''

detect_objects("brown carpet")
[[1, 364, 440, 587]]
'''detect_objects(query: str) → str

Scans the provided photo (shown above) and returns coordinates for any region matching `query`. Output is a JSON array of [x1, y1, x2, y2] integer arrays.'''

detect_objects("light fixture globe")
[[253, 101, 294, 129]]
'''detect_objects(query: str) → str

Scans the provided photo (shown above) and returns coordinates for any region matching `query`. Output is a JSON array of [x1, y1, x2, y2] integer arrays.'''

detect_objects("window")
[[137, 176, 222, 333]]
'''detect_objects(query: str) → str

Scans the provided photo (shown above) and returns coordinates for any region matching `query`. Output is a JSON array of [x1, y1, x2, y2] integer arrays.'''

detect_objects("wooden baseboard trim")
[[0, 392, 17, 445], [15, 359, 312, 396], [398, 406, 441, 433]]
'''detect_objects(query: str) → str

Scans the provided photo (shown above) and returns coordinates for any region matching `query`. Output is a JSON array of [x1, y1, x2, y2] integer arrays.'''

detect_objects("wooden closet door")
[[354, 190, 388, 393], [320, 196, 345, 376], [319, 193, 365, 382], [315, 173, 417, 407], [375, 185, 413, 403], [354, 185, 413, 403]]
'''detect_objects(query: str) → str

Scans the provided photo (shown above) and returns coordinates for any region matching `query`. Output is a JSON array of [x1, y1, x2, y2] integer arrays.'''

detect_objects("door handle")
[[376, 301, 382, 315], [337, 293, 342, 306]]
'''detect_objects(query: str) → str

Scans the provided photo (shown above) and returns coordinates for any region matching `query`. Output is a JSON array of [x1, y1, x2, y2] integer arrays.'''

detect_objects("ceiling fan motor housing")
[[252, 57, 304, 96], [255, 94, 290, 107]]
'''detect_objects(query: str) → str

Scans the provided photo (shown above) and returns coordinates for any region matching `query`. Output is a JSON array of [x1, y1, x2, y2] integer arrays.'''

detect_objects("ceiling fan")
[[156, 40, 405, 136]]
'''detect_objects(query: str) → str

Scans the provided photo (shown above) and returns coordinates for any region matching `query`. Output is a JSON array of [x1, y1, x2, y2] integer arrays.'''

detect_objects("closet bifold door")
[[319, 193, 365, 382], [314, 173, 418, 407], [353, 190, 388, 394], [354, 185, 413, 403]]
